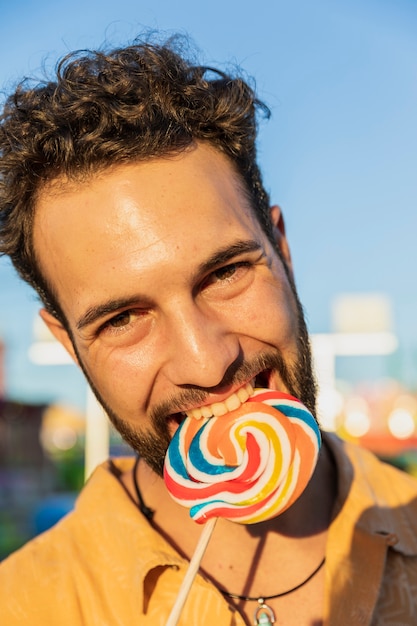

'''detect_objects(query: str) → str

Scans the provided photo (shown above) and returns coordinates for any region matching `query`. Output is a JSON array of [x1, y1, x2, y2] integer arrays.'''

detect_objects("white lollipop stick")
[[166, 517, 217, 626]]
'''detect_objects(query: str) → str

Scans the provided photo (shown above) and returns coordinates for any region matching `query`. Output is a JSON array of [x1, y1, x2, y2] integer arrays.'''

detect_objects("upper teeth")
[[185, 382, 254, 420]]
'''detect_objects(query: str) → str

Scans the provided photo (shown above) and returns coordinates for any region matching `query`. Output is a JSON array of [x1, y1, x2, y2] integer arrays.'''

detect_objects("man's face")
[[34, 143, 316, 475]]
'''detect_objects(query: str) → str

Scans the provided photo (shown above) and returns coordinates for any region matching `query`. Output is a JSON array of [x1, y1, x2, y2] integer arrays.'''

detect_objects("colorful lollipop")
[[164, 389, 321, 524], [164, 388, 321, 626]]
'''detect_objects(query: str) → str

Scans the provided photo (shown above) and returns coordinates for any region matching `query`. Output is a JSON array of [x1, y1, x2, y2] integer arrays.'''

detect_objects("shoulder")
[[339, 434, 417, 499], [326, 432, 417, 554], [0, 507, 81, 624], [0, 458, 139, 624]]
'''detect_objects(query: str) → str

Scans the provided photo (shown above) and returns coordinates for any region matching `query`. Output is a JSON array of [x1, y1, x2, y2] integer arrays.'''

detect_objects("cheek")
[[79, 346, 154, 420], [230, 276, 298, 345]]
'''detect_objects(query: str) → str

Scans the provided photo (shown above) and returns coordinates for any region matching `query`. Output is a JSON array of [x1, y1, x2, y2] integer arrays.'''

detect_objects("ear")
[[39, 309, 79, 366], [270, 205, 294, 276]]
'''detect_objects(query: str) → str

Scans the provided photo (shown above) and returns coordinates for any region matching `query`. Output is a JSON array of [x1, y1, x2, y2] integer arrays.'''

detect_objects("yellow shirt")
[[1, 433, 417, 625]]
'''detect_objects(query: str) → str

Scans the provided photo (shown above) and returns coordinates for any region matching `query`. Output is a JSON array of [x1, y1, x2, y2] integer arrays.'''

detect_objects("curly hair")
[[0, 35, 271, 322]]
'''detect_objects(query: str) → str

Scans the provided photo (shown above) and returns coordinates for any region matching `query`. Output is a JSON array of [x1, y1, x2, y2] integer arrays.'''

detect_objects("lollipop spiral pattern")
[[163, 389, 321, 524]]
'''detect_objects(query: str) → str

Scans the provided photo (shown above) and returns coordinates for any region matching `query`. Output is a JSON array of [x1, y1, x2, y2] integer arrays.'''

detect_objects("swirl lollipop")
[[164, 389, 321, 626], [164, 389, 321, 523]]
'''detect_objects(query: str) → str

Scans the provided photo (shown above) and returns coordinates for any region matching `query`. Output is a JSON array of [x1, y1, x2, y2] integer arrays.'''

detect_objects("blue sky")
[[0, 0, 416, 409]]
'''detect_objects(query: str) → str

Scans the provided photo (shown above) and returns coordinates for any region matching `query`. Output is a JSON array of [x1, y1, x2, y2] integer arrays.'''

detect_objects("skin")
[[35, 142, 312, 465], [34, 142, 334, 625]]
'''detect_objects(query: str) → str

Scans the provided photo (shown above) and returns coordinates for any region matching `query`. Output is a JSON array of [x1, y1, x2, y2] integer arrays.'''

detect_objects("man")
[[0, 35, 417, 626]]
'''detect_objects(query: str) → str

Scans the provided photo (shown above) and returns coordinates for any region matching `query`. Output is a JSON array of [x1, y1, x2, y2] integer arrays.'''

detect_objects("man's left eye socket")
[[214, 264, 237, 280], [108, 311, 131, 327]]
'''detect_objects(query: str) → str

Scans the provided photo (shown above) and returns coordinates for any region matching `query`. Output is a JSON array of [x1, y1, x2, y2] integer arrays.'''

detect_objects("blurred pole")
[[84, 387, 109, 480], [0, 339, 5, 398], [29, 316, 110, 481], [311, 330, 398, 432]]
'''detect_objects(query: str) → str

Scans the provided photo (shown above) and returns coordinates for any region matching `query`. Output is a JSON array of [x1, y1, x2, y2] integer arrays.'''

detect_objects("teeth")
[[225, 393, 241, 412], [200, 406, 212, 418], [211, 402, 228, 417], [185, 382, 254, 420], [237, 386, 251, 403]]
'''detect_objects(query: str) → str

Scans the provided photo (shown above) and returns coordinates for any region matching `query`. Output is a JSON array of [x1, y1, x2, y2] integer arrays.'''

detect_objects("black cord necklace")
[[219, 556, 326, 625], [132, 455, 155, 520], [132, 456, 325, 626]]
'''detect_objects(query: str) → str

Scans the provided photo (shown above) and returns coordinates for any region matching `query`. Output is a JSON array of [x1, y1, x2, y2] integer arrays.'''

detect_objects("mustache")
[[149, 350, 294, 428]]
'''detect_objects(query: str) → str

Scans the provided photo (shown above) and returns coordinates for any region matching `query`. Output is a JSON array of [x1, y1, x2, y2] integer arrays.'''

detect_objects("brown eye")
[[212, 264, 238, 281], [199, 261, 252, 296], [108, 311, 131, 328]]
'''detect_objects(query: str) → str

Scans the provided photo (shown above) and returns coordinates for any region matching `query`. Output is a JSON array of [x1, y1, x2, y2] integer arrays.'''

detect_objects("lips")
[[185, 382, 255, 420], [168, 368, 276, 427]]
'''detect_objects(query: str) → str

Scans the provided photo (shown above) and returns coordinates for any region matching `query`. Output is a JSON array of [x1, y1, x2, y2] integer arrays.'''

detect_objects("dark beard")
[[71, 283, 317, 477]]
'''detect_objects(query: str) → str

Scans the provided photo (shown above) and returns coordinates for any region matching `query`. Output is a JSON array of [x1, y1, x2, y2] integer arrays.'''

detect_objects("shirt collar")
[[324, 432, 417, 556], [77, 458, 186, 612]]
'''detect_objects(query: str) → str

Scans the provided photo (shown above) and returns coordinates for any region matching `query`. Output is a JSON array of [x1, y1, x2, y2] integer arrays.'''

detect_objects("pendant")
[[253, 599, 276, 625]]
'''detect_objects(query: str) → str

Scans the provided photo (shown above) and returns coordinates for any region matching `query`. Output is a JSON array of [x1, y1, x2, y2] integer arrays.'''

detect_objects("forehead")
[[33, 143, 263, 318]]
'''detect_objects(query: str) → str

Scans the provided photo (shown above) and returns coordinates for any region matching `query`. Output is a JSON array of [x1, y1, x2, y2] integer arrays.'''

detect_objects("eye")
[[107, 311, 132, 328], [200, 261, 252, 294], [98, 308, 149, 338], [211, 263, 240, 281]]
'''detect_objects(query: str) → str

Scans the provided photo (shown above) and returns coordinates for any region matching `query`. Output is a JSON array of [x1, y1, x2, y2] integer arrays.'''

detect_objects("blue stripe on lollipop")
[[188, 421, 235, 476], [271, 402, 321, 447], [166, 422, 189, 479]]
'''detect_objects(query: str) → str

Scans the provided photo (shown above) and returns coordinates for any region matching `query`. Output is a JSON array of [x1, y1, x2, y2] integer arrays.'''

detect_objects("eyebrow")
[[75, 238, 263, 332], [196, 239, 262, 276], [76, 295, 153, 331]]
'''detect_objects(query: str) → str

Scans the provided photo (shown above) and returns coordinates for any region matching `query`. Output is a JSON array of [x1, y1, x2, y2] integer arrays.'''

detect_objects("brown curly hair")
[[0, 35, 271, 323]]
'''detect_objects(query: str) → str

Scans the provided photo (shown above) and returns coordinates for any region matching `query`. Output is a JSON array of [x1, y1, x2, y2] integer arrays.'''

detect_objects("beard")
[[75, 307, 317, 478], [71, 269, 317, 477]]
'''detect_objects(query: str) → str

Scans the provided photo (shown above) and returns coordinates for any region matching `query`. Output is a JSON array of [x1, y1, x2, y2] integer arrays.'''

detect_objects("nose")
[[162, 301, 240, 388]]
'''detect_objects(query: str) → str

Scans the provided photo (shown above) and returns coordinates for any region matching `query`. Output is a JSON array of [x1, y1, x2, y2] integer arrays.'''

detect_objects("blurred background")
[[1, 0, 416, 558]]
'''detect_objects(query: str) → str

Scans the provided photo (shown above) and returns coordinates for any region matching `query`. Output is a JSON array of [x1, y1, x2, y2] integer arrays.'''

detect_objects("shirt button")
[[377, 531, 399, 546]]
